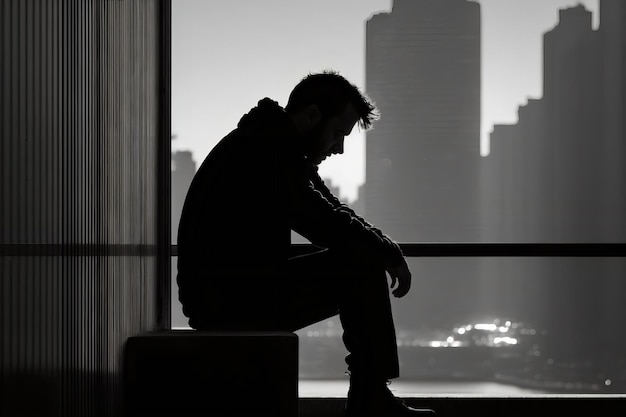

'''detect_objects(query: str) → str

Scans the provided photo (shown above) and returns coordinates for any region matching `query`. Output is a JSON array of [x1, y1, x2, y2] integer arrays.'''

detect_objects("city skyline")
[[172, 0, 599, 202], [481, 1, 625, 366]]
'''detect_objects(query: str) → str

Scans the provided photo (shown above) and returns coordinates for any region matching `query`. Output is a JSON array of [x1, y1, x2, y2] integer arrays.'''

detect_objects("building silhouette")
[[599, 0, 626, 238], [172, 150, 197, 241], [483, 1, 626, 370], [363, 0, 485, 329], [364, 0, 482, 243], [171, 150, 197, 327]]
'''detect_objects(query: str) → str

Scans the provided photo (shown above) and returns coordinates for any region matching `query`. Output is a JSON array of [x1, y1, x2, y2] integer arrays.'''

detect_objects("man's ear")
[[291, 104, 323, 134], [303, 104, 322, 127]]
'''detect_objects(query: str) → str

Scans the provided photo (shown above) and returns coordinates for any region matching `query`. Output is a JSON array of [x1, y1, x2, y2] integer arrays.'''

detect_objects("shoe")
[[345, 381, 436, 416]]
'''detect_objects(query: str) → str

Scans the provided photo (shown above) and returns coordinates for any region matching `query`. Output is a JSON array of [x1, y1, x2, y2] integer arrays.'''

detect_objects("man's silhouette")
[[177, 71, 434, 416]]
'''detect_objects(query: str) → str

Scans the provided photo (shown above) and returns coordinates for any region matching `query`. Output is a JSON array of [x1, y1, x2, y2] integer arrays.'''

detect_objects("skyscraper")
[[172, 150, 197, 327], [172, 150, 197, 242], [599, 0, 626, 238], [484, 1, 626, 368], [363, 0, 484, 330], [543, 5, 603, 242], [364, 0, 482, 243]]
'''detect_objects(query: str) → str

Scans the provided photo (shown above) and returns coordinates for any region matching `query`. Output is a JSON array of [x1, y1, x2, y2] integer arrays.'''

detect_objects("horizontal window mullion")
[[0, 244, 157, 256], [169, 243, 626, 258]]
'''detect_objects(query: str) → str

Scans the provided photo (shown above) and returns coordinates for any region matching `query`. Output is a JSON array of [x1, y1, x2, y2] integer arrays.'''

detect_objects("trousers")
[[181, 248, 400, 381]]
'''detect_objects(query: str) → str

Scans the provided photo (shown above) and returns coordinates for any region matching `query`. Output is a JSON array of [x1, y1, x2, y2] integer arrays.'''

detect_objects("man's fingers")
[[390, 274, 398, 289], [389, 259, 412, 297], [393, 285, 408, 298], [392, 276, 411, 298]]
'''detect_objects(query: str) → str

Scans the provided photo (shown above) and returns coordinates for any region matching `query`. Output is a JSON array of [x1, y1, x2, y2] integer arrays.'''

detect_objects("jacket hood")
[[237, 98, 291, 131], [236, 97, 307, 161]]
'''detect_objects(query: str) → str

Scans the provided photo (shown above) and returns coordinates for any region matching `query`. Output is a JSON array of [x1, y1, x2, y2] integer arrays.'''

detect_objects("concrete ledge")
[[123, 330, 299, 417]]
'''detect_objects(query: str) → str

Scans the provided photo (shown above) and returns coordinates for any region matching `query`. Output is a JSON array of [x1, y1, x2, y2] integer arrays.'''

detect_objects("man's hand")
[[387, 257, 411, 298]]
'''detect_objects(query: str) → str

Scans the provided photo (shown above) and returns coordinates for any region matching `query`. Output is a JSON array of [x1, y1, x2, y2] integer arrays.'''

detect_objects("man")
[[177, 71, 435, 416]]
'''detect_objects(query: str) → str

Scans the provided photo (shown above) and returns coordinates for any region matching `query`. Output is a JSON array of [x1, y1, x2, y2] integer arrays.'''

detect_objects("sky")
[[171, 0, 599, 202]]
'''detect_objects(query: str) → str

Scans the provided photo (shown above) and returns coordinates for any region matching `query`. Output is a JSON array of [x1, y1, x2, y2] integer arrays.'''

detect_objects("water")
[[299, 379, 547, 398]]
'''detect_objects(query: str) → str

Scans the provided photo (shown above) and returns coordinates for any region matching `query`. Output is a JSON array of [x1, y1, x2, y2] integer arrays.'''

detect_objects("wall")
[[0, 1, 171, 415]]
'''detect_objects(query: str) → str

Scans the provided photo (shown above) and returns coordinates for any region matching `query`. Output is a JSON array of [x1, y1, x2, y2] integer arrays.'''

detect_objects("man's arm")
[[309, 171, 403, 251], [307, 169, 412, 298], [287, 163, 411, 297]]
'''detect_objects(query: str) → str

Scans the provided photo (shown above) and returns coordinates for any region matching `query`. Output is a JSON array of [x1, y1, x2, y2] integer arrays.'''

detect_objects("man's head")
[[285, 70, 379, 165]]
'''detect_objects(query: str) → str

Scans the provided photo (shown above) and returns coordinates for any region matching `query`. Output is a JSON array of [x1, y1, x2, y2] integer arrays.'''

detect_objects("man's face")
[[305, 103, 359, 166]]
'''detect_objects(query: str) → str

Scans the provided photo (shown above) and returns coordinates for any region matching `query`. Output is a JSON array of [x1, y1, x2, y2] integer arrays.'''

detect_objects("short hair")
[[285, 70, 379, 130]]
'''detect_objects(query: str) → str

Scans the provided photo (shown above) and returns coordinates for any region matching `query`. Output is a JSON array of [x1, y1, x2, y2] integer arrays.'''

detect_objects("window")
[[170, 0, 625, 402]]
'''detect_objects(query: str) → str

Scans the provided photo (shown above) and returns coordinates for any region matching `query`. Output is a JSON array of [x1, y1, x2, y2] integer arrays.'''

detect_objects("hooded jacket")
[[176, 98, 403, 305]]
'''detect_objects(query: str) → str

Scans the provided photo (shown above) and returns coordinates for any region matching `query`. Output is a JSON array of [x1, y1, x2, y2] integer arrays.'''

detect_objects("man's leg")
[[181, 250, 435, 415], [278, 249, 400, 381], [280, 250, 436, 416]]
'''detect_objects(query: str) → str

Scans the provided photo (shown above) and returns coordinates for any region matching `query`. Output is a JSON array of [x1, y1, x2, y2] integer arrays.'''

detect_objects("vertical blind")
[[0, 1, 171, 416]]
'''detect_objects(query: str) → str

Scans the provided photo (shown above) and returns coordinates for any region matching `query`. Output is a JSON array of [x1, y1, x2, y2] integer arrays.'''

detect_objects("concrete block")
[[123, 330, 299, 417]]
